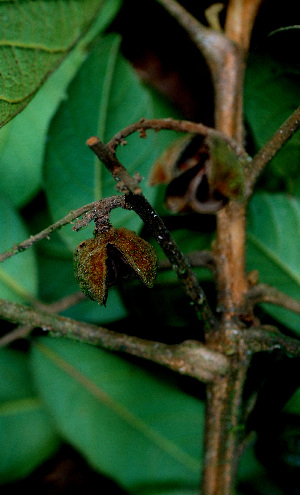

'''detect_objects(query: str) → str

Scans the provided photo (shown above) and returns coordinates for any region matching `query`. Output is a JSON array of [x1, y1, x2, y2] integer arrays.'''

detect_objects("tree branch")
[[248, 283, 300, 315], [157, 0, 244, 141], [245, 106, 300, 199], [0, 196, 125, 264], [159, 250, 216, 275], [225, 0, 263, 51], [0, 298, 229, 382], [106, 117, 247, 160], [242, 327, 300, 358], [86, 136, 218, 330], [0, 292, 86, 347]]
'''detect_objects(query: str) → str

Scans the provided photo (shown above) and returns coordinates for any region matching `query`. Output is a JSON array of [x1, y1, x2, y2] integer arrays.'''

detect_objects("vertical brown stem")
[[212, 21, 248, 319], [215, 203, 248, 318], [202, 1, 264, 494], [214, 0, 263, 319], [202, 358, 250, 495], [225, 0, 263, 51], [212, 0, 263, 319], [212, 45, 245, 144]]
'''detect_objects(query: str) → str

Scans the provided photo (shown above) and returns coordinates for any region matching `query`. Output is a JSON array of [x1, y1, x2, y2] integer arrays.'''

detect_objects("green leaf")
[[31, 337, 204, 493], [247, 193, 300, 334], [0, 0, 111, 128], [284, 387, 300, 415], [0, 348, 59, 484], [244, 27, 300, 195], [44, 33, 180, 251], [0, 192, 38, 303], [0, 0, 122, 208]]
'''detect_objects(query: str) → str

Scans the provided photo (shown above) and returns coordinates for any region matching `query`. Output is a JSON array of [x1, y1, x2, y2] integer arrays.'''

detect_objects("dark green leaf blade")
[[44, 33, 180, 250], [0, 192, 38, 303], [244, 27, 300, 195], [0, 348, 59, 484], [247, 193, 300, 334], [31, 337, 204, 492], [0, 0, 109, 127], [0, 0, 122, 207]]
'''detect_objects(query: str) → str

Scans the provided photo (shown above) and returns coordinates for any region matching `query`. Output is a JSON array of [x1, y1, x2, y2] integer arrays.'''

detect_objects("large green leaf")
[[44, 33, 180, 251], [31, 337, 204, 493], [0, 0, 122, 207], [0, 0, 111, 128], [247, 193, 300, 334], [0, 192, 37, 302], [0, 348, 59, 484], [244, 27, 300, 194]]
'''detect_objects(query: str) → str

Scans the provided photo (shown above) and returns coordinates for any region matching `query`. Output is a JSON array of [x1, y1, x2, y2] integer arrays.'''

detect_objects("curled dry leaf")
[[149, 133, 245, 214], [74, 227, 158, 305]]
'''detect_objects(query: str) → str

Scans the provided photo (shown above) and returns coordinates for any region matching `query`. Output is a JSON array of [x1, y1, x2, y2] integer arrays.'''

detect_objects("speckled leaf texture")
[[0, 0, 105, 127]]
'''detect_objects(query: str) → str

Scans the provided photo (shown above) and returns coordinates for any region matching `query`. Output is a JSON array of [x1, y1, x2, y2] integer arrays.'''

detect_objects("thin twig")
[[106, 118, 247, 160], [0, 298, 229, 382], [242, 327, 300, 357], [159, 250, 216, 274], [245, 106, 300, 199], [0, 324, 33, 347], [86, 136, 218, 329], [248, 283, 300, 315], [155, 0, 236, 71], [156, 0, 244, 141], [37, 291, 87, 314], [0, 196, 125, 264], [0, 292, 87, 347]]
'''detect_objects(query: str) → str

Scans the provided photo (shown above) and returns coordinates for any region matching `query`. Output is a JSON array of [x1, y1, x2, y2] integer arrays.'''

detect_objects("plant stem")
[[0, 298, 229, 381], [212, 1, 266, 322], [224, 0, 263, 51], [0, 196, 125, 264], [202, 2, 264, 494], [156, 0, 244, 142], [215, 203, 248, 319], [245, 105, 300, 199], [106, 117, 247, 159], [86, 137, 218, 330], [202, 358, 250, 495]]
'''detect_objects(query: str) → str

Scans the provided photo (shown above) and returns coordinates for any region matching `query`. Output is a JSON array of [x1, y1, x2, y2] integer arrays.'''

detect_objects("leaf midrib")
[[0, 397, 41, 416], [93, 36, 121, 201], [35, 341, 200, 474], [247, 231, 300, 286]]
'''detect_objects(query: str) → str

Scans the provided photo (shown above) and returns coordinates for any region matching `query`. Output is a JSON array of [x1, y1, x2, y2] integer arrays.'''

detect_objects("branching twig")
[[242, 327, 300, 358], [245, 106, 300, 199], [224, 0, 263, 51], [156, 0, 244, 141], [155, 0, 237, 73], [86, 136, 218, 329], [0, 324, 33, 347], [0, 196, 125, 264], [0, 298, 229, 382], [248, 283, 300, 315], [159, 250, 216, 275], [36, 291, 87, 314], [0, 292, 87, 347], [106, 117, 247, 159]]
